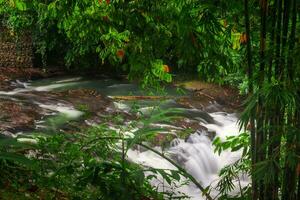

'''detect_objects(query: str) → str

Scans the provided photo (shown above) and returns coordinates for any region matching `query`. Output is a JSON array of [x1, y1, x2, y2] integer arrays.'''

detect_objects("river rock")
[[53, 89, 111, 112], [0, 99, 42, 133], [176, 80, 244, 112]]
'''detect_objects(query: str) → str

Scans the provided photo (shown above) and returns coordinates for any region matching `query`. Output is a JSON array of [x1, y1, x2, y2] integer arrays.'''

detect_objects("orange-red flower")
[[163, 65, 170, 73], [116, 49, 125, 59], [240, 33, 248, 44]]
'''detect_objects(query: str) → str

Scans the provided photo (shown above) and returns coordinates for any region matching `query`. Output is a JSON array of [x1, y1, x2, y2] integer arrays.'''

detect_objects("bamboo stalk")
[[275, 0, 283, 79], [244, 0, 258, 199], [282, 1, 299, 195], [258, 0, 268, 198], [287, 0, 297, 80], [281, 0, 291, 53], [268, 0, 278, 82], [259, 0, 268, 85]]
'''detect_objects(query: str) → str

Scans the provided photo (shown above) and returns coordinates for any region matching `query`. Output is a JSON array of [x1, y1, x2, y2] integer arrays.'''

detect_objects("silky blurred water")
[[0, 76, 248, 199]]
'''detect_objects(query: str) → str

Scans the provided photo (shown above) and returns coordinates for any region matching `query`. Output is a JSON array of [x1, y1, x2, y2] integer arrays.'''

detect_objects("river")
[[0, 76, 248, 199]]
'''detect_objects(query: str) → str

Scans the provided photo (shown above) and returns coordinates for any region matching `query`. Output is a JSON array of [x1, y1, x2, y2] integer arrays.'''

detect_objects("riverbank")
[[0, 69, 245, 200], [0, 67, 243, 135]]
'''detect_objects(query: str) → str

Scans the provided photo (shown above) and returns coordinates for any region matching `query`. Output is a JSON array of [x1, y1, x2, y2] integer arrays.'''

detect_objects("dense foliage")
[[0, 0, 243, 85], [0, 115, 188, 200]]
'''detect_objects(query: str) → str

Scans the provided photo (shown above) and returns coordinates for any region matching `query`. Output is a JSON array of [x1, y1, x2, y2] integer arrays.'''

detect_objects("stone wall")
[[0, 27, 33, 68]]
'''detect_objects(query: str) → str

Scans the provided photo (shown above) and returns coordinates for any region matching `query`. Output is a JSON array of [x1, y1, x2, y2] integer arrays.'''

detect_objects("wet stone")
[[0, 100, 42, 133]]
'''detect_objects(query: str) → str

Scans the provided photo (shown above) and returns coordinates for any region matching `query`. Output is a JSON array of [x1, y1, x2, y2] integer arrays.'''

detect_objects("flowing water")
[[127, 112, 248, 199], [0, 76, 248, 199]]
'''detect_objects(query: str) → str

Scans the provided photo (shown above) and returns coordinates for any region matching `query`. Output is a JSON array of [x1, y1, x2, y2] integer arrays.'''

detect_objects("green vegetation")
[[0, 115, 187, 200], [0, 0, 242, 85], [0, 0, 299, 200]]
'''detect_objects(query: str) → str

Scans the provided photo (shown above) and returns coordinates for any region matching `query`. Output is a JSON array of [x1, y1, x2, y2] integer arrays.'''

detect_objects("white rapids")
[[127, 112, 248, 199], [37, 103, 83, 119], [0, 78, 83, 95], [0, 78, 84, 131]]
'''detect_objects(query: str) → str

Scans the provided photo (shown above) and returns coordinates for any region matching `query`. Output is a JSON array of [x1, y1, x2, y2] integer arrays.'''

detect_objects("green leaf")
[[15, 0, 27, 11], [0, 152, 35, 167], [171, 170, 181, 181]]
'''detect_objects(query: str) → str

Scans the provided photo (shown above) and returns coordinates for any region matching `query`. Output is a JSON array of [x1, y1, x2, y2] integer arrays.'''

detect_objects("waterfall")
[[127, 112, 248, 199]]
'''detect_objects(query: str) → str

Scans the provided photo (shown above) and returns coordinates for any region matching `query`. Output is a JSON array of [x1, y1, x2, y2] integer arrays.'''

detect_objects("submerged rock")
[[176, 80, 243, 112], [53, 89, 111, 113], [0, 100, 42, 132]]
